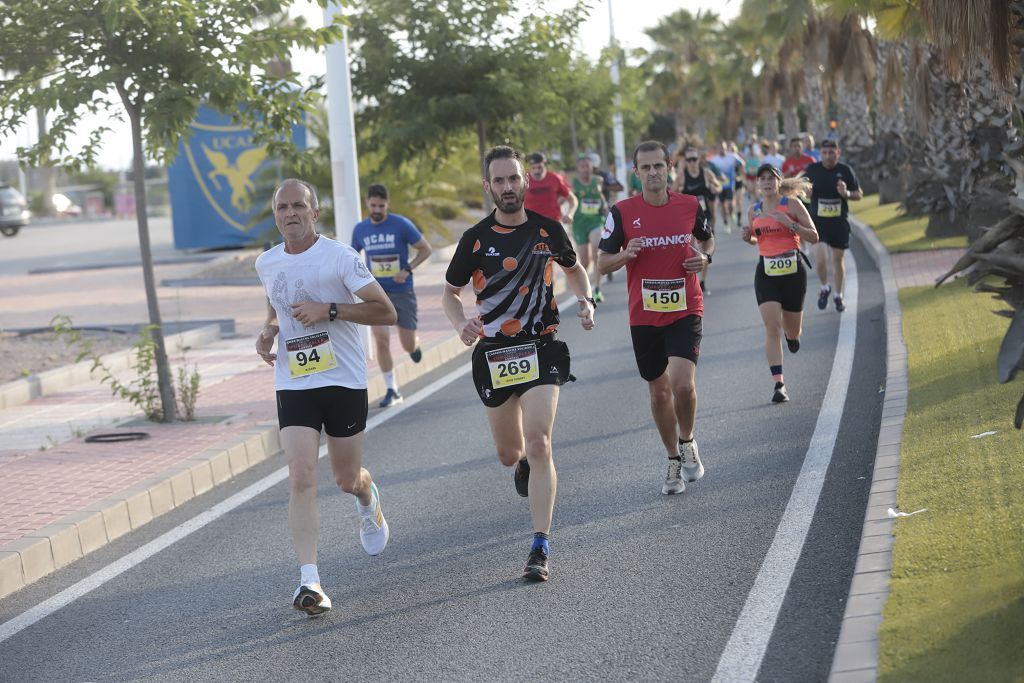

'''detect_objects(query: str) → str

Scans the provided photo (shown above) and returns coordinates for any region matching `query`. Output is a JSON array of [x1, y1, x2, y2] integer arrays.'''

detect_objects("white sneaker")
[[662, 458, 685, 495], [292, 583, 332, 617], [679, 440, 705, 482], [357, 481, 390, 556]]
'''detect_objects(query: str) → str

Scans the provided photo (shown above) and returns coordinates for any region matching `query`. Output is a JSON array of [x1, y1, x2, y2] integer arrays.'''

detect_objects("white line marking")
[[712, 260, 859, 682], [0, 294, 577, 644]]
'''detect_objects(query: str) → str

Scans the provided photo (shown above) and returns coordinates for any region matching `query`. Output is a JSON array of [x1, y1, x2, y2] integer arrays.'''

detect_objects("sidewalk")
[[0, 251, 473, 599], [828, 218, 966, 682]]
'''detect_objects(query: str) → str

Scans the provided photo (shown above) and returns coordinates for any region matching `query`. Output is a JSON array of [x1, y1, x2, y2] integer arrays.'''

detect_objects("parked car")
[[0, 184, 29, 237]]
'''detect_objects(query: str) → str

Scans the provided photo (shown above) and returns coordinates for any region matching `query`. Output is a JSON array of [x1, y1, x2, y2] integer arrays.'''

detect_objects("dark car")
[[0, 184, 29, 237]]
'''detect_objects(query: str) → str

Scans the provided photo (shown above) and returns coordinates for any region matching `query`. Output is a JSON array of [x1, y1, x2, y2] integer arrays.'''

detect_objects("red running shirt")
[[524, 171, 572, 223], [599, 192, 711, 327], [782, 154, 816, 178]]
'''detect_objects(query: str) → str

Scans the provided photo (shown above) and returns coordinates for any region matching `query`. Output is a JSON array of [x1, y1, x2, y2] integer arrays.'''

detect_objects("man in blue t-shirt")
[[351, 184, 433, 407]]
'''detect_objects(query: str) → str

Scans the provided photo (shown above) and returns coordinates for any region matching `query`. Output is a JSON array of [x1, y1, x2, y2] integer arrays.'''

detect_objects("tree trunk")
[[477, 118, 491, 213], [125, 98, 176, 421], [34, 103, 55, 216], [569, 108, 578, 161], [763, 108, 779, 144], [782, 105, 800, 142], [803, 62, 827, 144]]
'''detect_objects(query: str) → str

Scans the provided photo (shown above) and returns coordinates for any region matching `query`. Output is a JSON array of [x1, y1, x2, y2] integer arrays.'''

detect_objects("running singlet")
[[446, 210, 577, 339], [751, 197, 801, 261], [782, 153, 816, 178], [802, 161, 860, 220], [572, 176, 605, 234], [599, 192, 711, 327], [351, 213, 422, 293], [680, 167, 715, 205], [524, 171, 572, 222], [256, 236, 377, 390]]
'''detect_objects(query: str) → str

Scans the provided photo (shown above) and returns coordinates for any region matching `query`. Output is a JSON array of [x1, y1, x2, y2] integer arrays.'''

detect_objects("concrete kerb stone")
[[0, 323, 223, 410], [0, 314, 471, 601], [829, 216, 909, 682]]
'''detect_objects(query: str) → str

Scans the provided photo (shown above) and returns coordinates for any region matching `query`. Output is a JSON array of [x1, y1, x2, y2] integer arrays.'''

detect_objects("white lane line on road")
[[0, 294, 578, 644], [712, 261, 859, 682]]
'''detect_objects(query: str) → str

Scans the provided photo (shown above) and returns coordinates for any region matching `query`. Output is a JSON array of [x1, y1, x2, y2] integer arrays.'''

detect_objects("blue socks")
[[531, 532, 549, 555]]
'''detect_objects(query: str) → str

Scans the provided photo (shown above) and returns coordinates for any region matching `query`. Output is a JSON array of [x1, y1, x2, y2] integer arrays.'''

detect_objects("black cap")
[[527, 152, 546, 164], [757, 163, 782, 179]]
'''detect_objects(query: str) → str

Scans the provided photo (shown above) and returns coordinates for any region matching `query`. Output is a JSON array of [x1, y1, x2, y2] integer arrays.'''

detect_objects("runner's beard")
[[370, 213, 385, 222], [492, 187, 525, 214]]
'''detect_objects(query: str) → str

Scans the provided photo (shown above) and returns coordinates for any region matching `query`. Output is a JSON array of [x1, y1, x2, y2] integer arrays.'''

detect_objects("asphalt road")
[[0, 216, 184, 276], [0, 229, 885, 682]]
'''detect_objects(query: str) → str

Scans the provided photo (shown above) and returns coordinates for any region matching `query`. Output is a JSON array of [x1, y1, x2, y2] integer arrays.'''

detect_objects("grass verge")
[[877, 278, 1024, 682], [851, 195, 968, 253]]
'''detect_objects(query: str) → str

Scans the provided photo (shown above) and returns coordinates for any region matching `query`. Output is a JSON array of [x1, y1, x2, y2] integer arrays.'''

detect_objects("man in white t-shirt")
[[255, 178, 397, 617]]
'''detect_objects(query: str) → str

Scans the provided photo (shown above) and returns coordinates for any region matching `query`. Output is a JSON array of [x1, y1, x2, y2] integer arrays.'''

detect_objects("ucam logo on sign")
[[168, 105, 306, 249]]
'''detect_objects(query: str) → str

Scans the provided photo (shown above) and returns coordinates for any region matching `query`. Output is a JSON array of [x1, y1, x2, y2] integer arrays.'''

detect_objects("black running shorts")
[[630, 314, 703, 382], [754, 257, 808, 312], [471, 335, 573, 408], [276, 386, 368, 437], [719, 187, 735, 202], [816, 217, 851, 250]]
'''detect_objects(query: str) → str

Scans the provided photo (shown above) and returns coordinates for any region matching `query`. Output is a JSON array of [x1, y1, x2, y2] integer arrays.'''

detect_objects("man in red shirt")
[[781, 137, 816, 178], [524, 152, 578, 224], [597, 140, 714, 496]]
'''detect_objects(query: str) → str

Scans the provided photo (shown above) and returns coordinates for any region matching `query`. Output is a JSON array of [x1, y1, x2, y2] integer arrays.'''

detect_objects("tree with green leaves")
[[0, 0, 342, 421], [347, 0, 587, 208]]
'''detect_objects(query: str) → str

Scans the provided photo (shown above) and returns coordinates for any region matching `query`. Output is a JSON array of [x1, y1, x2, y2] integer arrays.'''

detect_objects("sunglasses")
[[685, 157, 699, 162]]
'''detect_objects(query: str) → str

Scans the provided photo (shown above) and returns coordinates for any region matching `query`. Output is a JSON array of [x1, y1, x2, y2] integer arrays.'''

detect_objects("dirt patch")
[[0, 330, 134, 385], [190, 252, 260, 280]]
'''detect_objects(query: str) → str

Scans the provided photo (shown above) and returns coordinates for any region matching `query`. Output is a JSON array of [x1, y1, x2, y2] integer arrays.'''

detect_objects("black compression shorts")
[[816, 217, 851, 250], [276, 386, 368, 437], [754, 256, 808, 312], [630, 315, 703, 382], [471, 335, 573, 408]]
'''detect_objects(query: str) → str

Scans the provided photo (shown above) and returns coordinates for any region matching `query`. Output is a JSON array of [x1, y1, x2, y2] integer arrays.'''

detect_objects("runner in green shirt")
[[572, 154, 608, 302]]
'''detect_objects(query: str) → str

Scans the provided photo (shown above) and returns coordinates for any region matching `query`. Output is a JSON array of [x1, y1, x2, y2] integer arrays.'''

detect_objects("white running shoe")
[[662, 458, 685, 495], [292, 583, 332, 617], [357, 481, 390, 556], [679, 440, 705, 482]]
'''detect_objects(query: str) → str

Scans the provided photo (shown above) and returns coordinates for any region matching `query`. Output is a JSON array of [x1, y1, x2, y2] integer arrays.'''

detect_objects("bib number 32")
[[286, 331, 338, 378], [486, 343, 540, 389]]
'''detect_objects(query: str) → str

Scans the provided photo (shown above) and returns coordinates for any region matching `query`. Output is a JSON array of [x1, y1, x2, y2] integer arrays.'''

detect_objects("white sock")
[[357, 486, 377, 516], [820, 283, 831, 292], [300, 563, 320, 586], [383, 371, 397, 392]]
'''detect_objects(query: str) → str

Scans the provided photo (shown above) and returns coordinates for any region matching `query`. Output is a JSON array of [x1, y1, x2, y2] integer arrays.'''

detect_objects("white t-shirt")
[[762, 153, 786, 170], [256, 235, 377, 391]]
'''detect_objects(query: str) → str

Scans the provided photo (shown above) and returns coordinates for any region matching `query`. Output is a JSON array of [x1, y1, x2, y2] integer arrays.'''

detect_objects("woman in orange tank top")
[[741, 164, 818, 404]]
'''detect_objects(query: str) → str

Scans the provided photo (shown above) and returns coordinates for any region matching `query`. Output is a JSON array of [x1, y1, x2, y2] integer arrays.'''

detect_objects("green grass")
[[851, 194, 968, 253], [877, 279, 1024, 683]]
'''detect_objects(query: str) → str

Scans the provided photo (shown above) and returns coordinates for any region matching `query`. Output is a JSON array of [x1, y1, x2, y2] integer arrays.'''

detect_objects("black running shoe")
[[410, 346, 423, 363], [523, 547, 549, 581], [786, 337, 800, 353], [834, 296, 846, 313], [772, 381, 790, 403], [514, 458, 530, 497], [817, 285, 831, 311]]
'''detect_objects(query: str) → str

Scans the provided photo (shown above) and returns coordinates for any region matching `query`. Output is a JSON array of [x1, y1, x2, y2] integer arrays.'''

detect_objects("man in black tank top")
[[674, 146, 721, 293]]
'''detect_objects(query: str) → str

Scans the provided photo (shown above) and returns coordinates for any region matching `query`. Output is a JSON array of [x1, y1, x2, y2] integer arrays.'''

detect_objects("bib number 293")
[[486, 343, 540, 389]]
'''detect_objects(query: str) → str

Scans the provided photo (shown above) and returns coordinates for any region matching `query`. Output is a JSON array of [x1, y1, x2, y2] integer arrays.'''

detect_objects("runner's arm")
[[442, 283, 483, 345], [561, 191, 579, 223], [560, 262, 595, 330], [290, 282, 396, 326], [788, 199, 819, 244], [256, 299, 279, 365]]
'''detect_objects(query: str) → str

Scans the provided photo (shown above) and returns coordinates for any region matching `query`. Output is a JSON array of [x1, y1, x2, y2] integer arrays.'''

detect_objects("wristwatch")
[[705, 253, 713, 264], [329, 303, 338, 321], [580, 296, 597, 308]]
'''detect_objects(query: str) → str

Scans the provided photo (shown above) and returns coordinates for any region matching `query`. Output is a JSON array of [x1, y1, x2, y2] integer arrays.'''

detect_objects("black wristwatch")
[[581, 296, 597, 308], [329, 303, 338, 321], [705, 253, 713, 264]]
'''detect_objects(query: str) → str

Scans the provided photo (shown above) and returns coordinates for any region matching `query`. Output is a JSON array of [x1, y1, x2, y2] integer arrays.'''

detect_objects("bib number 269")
[[486, 343, 540, 389]]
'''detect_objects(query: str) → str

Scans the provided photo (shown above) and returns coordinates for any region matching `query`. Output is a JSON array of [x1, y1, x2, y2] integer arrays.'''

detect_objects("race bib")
[[818, 199, 842, 218], [485, 343, 540, 389], [580, 198, 602, 215], [765, 253, 798, 276], [370, 254, 401, 278], [285, 331, 338, 379], [642, 278, 687, 312]]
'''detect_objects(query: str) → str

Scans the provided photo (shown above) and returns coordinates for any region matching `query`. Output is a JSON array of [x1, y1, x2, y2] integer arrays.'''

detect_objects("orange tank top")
[[751, 197, 800, 257]]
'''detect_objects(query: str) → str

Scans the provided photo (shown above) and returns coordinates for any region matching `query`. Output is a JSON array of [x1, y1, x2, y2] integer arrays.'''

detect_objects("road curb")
[[0, 323, 473, 601], [0, 323, 224, 410], [828, 216, 907, 682]]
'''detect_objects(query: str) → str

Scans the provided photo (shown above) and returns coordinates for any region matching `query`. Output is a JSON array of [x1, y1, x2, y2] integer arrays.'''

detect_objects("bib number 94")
[[286, 331, 338, 378]]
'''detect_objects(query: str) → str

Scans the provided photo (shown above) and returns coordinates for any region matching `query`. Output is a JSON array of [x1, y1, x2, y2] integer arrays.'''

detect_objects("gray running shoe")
[[678, 439, 705, 482], [662, 458, 685, 495]]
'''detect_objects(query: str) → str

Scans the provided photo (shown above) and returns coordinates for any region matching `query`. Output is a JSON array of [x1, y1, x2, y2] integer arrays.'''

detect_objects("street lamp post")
[[608, 0, 628, 201]]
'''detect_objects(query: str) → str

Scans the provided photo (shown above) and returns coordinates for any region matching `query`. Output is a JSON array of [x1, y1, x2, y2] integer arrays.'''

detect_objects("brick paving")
[[890, 248, 967, 289]]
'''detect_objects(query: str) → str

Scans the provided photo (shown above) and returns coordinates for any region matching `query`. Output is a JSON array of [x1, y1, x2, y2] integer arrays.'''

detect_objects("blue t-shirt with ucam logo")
[[351, 213, 423, 293]]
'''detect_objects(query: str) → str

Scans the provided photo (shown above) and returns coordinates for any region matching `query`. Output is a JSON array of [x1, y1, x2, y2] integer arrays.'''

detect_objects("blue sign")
[[169, 105, 306, 249]]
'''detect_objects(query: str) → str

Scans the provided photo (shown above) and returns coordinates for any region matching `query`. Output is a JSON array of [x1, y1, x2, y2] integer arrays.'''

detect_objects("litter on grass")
[[970, 431, 997, 439], [888, 508, 928, 518]]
